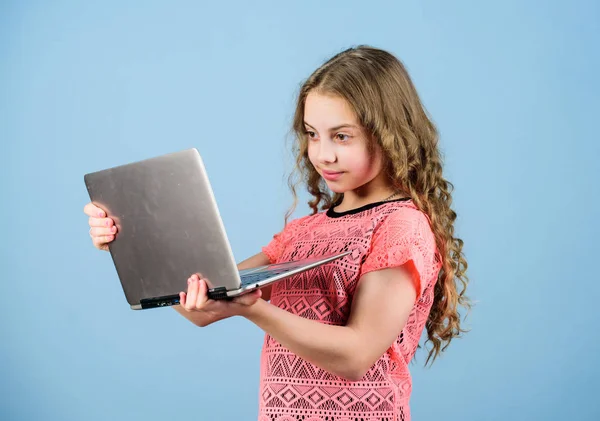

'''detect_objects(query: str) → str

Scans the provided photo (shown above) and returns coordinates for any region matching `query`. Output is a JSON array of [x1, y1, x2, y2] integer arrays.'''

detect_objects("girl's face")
[[305, 92, 386, 194]]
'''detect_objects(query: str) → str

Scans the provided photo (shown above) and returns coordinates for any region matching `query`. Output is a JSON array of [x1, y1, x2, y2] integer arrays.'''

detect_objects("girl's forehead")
[[304, 92, 360, 128]]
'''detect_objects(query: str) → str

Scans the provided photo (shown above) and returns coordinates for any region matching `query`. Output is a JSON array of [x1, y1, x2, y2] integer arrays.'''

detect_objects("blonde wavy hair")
[[286, 45, 470, 365]]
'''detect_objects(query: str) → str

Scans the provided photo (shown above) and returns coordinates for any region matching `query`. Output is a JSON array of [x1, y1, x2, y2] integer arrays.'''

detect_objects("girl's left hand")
[[177, 273, 262, 327]]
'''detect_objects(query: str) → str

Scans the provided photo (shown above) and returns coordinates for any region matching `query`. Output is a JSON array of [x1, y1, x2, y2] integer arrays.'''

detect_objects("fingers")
[[182, 274, 208, 311], [83, 202, 106, 218], [92, 235, 115, 247], [89, 225, 117, 237], [196, 276, 208, 308], [184, 275, 199, 309], [179, 274, 261, 313], [89, 223, 117, 247], [86, 204, 116, 249], [89, 216, 114, 228]]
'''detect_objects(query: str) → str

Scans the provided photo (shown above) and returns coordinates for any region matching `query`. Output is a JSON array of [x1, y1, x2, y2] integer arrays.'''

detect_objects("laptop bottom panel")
[[209, 251, 351, 300]]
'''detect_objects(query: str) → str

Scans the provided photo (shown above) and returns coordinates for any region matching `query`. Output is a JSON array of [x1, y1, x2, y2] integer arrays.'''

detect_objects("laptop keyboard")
[[240, 267, 292, 286]]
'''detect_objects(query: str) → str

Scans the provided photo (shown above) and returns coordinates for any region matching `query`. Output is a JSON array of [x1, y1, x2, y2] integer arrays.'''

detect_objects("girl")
[[84, 45, 469, 421]]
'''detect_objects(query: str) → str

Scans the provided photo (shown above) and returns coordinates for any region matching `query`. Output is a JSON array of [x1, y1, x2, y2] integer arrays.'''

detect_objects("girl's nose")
[[317, 140, 337, 164]]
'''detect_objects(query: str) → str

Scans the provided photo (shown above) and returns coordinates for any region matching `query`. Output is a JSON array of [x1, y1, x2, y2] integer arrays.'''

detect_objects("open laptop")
[[84, 148, 349, 310]]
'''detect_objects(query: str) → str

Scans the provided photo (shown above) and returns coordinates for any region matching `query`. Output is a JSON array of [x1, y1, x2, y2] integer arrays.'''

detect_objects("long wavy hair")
[[286, 45, 470, 365]]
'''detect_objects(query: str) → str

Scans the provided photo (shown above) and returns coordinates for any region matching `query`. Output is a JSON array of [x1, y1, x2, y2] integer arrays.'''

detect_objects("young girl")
[[84, 45, 469, 421]]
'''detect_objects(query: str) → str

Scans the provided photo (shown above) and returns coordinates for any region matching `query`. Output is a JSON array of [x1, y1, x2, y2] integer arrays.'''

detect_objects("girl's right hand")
[[175, 273, 262, 327], [83, 202, 117, 251]]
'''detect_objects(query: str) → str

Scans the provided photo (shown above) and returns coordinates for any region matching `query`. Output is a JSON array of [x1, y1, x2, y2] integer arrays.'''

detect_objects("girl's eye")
[[336, 133, 350, 142], [305, 130, 317, 139]]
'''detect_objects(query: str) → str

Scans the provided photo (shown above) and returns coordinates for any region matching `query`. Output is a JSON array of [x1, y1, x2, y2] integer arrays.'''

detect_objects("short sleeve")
[[360, 207, 439, 298], [261, 215, 307, 264], [262, 229, 286, 264]]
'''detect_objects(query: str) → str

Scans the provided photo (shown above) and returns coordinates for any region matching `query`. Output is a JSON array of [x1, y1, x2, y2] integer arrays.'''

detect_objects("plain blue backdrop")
[[1, 1, 599, 420]]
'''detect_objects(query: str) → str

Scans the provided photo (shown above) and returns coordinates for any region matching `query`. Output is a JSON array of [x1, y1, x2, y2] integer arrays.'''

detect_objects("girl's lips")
[[322, 170, 344, 181]]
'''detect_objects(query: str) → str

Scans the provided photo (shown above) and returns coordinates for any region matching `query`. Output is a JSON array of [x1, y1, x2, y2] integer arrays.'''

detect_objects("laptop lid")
[[84, 148, 242, 308]]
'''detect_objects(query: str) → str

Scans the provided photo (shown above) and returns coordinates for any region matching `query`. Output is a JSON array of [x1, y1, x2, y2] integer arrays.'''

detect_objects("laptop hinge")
[[207, 287, 229, 301]]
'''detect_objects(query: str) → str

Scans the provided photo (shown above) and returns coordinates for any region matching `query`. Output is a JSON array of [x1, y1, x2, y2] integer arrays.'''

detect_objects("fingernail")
[[111, 226, 117, 232], [98, 211, 104, 217]]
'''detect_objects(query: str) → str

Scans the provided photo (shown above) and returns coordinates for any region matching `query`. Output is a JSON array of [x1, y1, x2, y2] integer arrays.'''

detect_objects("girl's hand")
[[177, 273, 262, 327], [83, 202, 117, 251]]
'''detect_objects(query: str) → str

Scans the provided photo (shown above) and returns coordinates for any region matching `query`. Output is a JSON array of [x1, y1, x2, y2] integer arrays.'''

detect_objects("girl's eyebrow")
[[304, 121, 359, 131]]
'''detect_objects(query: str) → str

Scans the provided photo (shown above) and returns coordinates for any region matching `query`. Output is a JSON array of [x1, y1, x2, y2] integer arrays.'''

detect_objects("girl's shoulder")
[[360, 200, 441, 286], [375, 200, 435, 237], [378, 199, 430, 224]]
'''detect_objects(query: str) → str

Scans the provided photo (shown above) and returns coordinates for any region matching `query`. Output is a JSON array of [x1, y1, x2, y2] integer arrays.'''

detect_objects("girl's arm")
[[239, 265, 417, 381], [173, 252, 272, 325]]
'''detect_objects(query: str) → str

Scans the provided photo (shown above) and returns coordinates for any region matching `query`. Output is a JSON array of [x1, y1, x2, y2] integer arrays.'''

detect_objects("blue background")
[[1, 1, 599, 420]]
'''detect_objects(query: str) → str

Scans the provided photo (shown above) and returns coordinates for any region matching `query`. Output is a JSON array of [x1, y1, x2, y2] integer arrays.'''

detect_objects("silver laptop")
[[84, 148, 349, 310]]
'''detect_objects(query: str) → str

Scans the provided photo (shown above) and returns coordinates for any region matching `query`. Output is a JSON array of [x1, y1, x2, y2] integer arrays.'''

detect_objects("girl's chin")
[[323, 181, 348, 194]]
